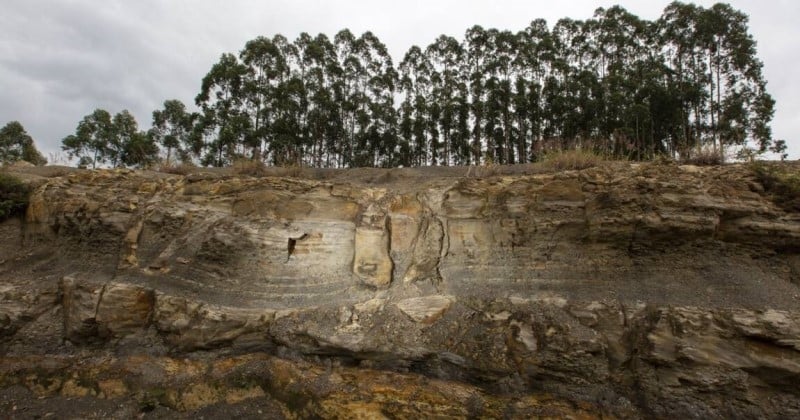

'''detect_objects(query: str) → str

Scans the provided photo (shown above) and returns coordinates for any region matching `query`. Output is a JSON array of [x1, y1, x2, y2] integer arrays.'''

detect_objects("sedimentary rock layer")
[[1, 163, 799, 418]]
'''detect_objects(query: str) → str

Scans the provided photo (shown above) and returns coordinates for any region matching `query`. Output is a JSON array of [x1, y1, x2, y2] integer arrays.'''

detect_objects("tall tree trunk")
[[709, 54, 717, 156], [716, 41, 723, 161]]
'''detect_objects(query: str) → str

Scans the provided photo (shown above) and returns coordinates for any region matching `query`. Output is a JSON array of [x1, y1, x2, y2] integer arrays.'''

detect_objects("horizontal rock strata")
[[1, 162, 799, 418]]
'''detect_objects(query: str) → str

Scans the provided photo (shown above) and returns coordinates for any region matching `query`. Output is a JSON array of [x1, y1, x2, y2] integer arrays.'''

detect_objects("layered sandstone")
[[1, 162, 799, 418]]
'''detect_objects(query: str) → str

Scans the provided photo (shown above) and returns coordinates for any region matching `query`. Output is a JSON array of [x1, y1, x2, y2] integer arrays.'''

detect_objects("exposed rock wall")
[[1, 163, 799, 418]]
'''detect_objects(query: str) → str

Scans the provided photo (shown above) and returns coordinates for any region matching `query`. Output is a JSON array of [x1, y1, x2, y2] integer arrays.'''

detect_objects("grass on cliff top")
[[537, 149, 612, 171], [155, 161, 198, 175], [0, 172, 30, 221], [148, 149, 631, 183], [680, 147, 725, 166], [751, 162, 800, 212]]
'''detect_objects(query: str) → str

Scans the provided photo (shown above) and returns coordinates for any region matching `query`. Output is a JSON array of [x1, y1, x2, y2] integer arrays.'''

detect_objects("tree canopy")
[[0, 121, 47, 166], [61, 2, 784, 169], [62, 109, 158, 168]]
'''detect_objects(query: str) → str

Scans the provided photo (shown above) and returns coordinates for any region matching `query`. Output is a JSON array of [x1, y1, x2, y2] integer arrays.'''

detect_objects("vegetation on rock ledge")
[[752, 162, 800, 212], [0, 121, 47, 167], [0, 173, 30, 221]]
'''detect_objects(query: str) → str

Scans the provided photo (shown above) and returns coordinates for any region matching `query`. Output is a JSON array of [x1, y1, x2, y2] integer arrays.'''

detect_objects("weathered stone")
[[59, 276, 103, 341], [396, 296, 454, 324], [97, 379, 128, 398], [154, 293, 274, 350], [95, 282, 154, 338], [353, 224, 393, 288], [402, 216, 444, 284], [2, 163, 800, 418]]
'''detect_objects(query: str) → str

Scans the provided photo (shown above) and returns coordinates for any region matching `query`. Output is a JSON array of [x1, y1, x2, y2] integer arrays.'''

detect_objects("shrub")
[[539, 149, 607, 171], [682, 147, 724, 166], [231, 159, 267, 177], [0, 173, 30, 221], [156, 161, 196, 175], [272, 165, 304, 178], [466, 158, 498, 178], [751, 162, 800, 212]]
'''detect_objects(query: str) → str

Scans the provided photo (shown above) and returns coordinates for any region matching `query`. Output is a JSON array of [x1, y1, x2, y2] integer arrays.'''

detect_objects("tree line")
[[3, 2, 785, 169]]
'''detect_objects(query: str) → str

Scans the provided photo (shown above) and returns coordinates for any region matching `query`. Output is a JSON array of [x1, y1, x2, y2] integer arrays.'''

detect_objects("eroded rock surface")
[[1, 163, 799, 418]]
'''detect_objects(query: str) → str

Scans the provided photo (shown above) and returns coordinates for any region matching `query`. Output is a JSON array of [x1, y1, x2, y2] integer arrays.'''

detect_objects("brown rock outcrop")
[[1, 162, 799, 418]]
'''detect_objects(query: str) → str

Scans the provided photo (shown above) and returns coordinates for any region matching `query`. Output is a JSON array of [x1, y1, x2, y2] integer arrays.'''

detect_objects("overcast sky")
[[1, 0, 798, 161]]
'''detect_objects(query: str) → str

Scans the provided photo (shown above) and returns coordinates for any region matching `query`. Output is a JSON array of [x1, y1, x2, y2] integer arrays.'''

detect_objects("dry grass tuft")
[[231, 159, 267, 177], [539, 149, 608, 171], [156, 161, 197, 175], [682, 148, 724, 166], [271, 165, 304, 178]]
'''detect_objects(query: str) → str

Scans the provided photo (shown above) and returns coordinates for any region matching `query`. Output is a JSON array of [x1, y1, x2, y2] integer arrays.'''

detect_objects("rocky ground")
[[1, 161, 799, 418]]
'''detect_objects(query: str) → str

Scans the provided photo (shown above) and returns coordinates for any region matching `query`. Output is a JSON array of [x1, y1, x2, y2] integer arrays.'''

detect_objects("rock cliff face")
[[1, 163, 799, 418]]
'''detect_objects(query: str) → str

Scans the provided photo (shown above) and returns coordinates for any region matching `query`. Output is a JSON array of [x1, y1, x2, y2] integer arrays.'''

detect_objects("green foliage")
[[0, 173, 30, 221], [769, 139, 788, 160], [122, 132, 159, 168], [61, 109, 114, 168], [184, 2, 778, 168], [63, 2, 783, 170], [0, 121, 47, 166], [149, 99, 194, 164], [63, 109, 158, 168], [751, 163, 800, 212], [21, 141, 47, 166]]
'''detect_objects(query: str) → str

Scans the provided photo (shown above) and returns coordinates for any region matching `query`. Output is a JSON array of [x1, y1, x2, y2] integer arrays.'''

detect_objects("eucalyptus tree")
[[266, 34, 310, 166], [0, 121, 26, 164], [196, 53, 249, 166], [330, 30, 358, 166], [121, 133, 158, 168], [658, 1, 775, 159], [463, 25, 490, 164], [702, 2, 774, 157], [62, 109, 114, 169], [547, 18, 588, 147], [658, 1, 707, 155], [116, 111, 157, 169], [108, 110, 140, 167], [0, 121, 47, 166], [293, 33, 323, 165], [240, 36, 289, 161], [150, 99, 193, 164], [589, 6, 652, 156], [165, 3, 784, 168], [769, 139, 788, 160], [326, 31, 399, 167], [186, 110, 212, 162], [485, 29, 521, 163], [397, 98, 414, 167], [355, 31, 397, 167], [427, 35, 466, 165], [399, 45, 434, 166], [630, 54, 684, 158], [453, 85, 472, 164], [316, 34, 347, 167], [516, 19, 554, 161], [294, 33, 342, 166]]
